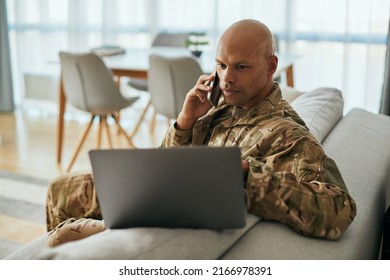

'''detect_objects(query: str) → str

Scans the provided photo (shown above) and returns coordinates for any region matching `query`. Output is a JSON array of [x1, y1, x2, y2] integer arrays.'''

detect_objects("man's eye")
[[217, 63, 227, 69], [237, 65, 249, 70]]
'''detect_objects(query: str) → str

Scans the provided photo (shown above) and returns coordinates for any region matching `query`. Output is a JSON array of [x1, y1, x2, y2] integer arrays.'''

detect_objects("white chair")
[[59, 51, 139, 172], [127, 32, 189, 92], [273, 34, 282, 83], [152, 32, 189, 48], [131, 54, 203, 136]]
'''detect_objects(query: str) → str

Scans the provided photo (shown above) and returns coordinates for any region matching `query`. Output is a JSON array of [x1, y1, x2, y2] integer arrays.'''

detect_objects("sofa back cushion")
[[280, 85, 302, 103], [290, 87, 344, 143]]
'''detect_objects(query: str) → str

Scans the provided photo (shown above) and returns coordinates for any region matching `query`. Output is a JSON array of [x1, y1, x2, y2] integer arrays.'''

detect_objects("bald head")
[[218, 19, 275, 59], [214, 19, 278, 109]]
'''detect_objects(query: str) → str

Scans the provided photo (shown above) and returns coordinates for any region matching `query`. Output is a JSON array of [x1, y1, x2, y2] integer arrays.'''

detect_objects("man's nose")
[[221, 68, 235, 85]]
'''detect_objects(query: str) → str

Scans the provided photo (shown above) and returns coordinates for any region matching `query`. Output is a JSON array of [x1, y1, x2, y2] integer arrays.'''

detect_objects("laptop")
[[89, 146, 247, 230]]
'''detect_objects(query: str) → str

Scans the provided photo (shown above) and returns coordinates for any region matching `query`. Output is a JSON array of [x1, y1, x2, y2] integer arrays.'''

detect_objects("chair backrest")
[[273, 33, 280, 52], [152, 32, 189, 48], [148, 54, 203, 119], [59, 51, 128, 115]]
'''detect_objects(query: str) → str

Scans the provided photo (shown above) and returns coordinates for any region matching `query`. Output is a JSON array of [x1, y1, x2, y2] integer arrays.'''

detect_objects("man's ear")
[[268, 55, 278, 74]]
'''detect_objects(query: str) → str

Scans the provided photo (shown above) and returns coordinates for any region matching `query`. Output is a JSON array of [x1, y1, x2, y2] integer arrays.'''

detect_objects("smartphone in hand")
[[207, 69, 221, 107]]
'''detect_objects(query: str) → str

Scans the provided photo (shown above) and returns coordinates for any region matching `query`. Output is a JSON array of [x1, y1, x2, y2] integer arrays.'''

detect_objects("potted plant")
[[185, 32, 209, 57]]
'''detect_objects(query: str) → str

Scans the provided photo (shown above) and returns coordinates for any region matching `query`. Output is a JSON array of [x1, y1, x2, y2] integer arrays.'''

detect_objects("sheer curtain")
[[6, 0, 390, 114], [0, 0, 14, 112], [290, 0, 390, 114]]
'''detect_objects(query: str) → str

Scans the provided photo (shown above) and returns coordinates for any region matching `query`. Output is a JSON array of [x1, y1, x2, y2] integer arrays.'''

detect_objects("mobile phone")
[[207, 69, 221, 107]]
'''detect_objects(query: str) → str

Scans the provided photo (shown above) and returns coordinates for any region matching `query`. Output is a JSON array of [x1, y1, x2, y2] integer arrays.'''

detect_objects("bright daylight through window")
[[6, 0, 390, 114]]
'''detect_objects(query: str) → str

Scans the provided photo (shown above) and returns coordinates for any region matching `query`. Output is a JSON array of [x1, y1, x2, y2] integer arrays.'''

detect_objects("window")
[[7, 0, 390, 113]]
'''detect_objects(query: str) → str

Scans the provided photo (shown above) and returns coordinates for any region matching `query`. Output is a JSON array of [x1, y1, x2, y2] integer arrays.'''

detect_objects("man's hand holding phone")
[[175, 71, 218, 131]]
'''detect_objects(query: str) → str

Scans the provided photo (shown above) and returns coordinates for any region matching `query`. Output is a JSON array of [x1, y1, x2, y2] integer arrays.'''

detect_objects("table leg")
[[56, 76, 66, 167], [286, 65, 294, 88]]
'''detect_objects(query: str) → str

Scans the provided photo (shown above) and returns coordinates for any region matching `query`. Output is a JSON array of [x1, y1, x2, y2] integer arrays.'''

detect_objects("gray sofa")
[[4, 86, 390, 260]]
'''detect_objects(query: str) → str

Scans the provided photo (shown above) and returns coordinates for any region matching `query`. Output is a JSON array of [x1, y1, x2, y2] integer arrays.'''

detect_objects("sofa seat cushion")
[[3, 214, 260, 260], [291, 87, 343, 143]]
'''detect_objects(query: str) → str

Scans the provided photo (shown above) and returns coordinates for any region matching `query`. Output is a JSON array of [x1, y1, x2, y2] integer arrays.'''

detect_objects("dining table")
[[56, 47, 298, 166]]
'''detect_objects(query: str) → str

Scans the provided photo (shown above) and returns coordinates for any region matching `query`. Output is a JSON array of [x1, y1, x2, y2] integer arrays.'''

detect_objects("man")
[[46, 19, 356, 247]]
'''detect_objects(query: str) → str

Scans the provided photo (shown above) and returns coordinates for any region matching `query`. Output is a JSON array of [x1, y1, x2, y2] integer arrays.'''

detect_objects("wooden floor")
[[0, 96, 168, 179], [0, 96, 169, 257]]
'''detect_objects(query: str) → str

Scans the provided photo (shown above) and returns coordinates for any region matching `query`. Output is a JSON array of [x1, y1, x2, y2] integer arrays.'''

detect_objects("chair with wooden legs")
[[131, 54, 203, 136], [59, 51, 139, 172], [127, 33, 190, 137], [127, 32, 190, 92]]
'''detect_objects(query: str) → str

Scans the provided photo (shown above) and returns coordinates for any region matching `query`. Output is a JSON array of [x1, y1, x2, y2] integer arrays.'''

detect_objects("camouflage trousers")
[[46, 172, 105, 247]]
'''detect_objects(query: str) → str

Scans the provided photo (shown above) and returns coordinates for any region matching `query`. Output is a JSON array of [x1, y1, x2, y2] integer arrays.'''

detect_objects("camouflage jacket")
[[161, 84, 357, 240]]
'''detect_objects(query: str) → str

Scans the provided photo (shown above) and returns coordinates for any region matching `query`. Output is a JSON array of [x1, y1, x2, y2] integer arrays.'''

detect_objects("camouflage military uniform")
[[161, 84, 356, 240], [46, 83, 356, 246], [46, 172, 101, 231], [46, 172, 104, 246]]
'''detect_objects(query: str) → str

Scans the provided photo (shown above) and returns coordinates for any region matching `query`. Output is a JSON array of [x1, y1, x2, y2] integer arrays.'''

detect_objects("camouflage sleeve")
[[160, 123, 193, 148], [244, 131, 357, 240]]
